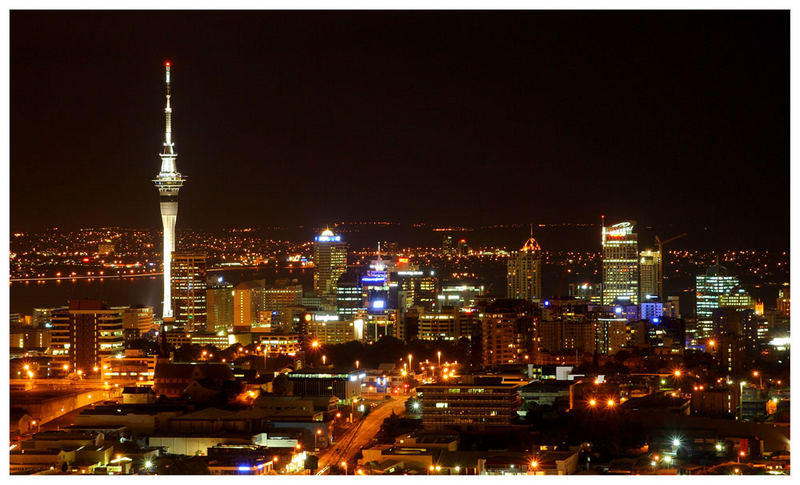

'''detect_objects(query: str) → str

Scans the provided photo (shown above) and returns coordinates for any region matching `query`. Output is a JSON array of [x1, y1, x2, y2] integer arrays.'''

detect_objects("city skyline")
[[10, 11, 788, 250], [7, 9, 791, 477]]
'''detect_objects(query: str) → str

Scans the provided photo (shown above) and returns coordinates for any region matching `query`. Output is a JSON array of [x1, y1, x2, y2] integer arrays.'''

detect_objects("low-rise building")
[[417, 377, 521, 429]]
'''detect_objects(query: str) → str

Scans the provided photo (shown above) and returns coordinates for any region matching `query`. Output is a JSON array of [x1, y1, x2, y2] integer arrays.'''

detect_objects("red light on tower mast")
[[165, 61, 171, 67]]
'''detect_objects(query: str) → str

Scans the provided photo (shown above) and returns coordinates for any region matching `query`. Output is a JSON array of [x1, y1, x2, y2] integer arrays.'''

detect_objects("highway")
[[316, 394, 409, 474]]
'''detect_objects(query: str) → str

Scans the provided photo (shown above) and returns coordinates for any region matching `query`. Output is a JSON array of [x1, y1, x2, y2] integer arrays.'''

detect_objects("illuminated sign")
[[372, 300, 385, 310], [397, 271, 424, 276], [313, 314, 339, 322], [361, 277, 386, 283], [314, 235, 342, 242]]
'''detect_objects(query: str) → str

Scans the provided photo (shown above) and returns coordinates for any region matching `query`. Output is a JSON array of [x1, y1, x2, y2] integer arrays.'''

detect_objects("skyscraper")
[[696, 262, 739, 340], [313, 228, 347, 305], [639, 249, 661, 302], [602, 221, 639, 305], [506, 231, 543, 302], [153, 61, 185, 318], [207, 280, 234, 332], [170, 251, 208, 331], [233, 281, 266, 331]]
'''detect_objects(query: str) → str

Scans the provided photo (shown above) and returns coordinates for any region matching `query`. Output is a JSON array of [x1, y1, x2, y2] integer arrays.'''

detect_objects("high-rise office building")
[[233, 281, 266, 331], [308, 315, 355, 344], [595, 317, 627, 355], [777, 284, 790, 317], [696, 262, 739, 340], [313, 228, 347, 305], [602, 221, 639, 305], [506, 233, 543, 302], [719, 286, 754, 311], [113, 305, 154, 338], [153, 61, 185, 318], [50, 300, 124, 373], [441, 235, 455, 255], [481, 300, 537, 367], [207, 281, 234, 332], [170, 251, 207, 331], [639, 249, 661, 302], [336, 269, 363, 320], [396, 268, 438, 311], [264, 284, 304, 326]]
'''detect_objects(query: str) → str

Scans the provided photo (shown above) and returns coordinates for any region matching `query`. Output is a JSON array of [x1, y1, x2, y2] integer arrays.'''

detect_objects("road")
[[316, 394, 409, 474]]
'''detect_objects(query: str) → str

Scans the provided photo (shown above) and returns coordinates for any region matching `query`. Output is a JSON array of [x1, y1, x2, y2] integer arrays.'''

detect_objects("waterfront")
[[9, 267, 314, 315]]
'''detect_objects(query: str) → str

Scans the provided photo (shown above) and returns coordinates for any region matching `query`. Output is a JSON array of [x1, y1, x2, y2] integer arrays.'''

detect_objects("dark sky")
[[10, 11, 789, 247]]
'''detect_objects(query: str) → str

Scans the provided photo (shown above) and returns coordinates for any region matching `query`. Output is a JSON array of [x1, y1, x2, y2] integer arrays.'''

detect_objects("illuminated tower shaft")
[[153, 61, 185, 318]]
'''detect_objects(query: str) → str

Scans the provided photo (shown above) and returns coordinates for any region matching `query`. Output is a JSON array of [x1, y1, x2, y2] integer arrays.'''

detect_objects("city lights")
[[6, 12, 791, 478]]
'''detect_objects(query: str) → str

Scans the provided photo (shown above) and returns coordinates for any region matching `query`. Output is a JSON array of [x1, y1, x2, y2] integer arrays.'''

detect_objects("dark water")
[[9, 277, 164, 315], [9, 268, 315, 316]]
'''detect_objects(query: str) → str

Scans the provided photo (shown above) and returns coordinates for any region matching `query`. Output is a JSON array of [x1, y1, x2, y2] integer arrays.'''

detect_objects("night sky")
[[10, 11, 789, 247]]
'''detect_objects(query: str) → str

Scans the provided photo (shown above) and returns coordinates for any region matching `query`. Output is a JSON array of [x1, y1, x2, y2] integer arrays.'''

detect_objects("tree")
[[273, 373, 291, 396]]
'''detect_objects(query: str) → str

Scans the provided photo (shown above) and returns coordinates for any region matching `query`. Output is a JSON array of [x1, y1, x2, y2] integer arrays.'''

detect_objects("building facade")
[[602, 221, 639, 305], [506, 235, 543, 302], [313, 228, 348, 305], [417, 379, 521, 428], [171, 251, 208, 331], [207, 282, 234, 332], [639, 249, 661, 302], [50, 300, 125, 373], [695, 262, 739, 341]]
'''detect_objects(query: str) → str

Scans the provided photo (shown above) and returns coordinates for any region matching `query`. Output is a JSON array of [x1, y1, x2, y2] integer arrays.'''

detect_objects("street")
[[316, 394, 409, 474]]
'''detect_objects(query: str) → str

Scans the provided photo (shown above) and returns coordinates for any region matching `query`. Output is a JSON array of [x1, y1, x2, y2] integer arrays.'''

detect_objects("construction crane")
[[654, 233, 687, 299]]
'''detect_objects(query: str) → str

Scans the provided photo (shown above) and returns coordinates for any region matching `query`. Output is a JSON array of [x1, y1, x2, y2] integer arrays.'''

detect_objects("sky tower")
[[153, 61, 185, 318]]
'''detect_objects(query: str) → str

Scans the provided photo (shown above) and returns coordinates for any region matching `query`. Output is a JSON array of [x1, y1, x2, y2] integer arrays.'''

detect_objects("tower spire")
[[154, 61, 185, 319], [164, 61, 172, 149]]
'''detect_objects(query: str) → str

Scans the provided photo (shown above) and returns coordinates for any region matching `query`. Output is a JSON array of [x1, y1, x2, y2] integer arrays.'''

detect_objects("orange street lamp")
[[607, 399, 615, 407], [588, 399, 597, 407]]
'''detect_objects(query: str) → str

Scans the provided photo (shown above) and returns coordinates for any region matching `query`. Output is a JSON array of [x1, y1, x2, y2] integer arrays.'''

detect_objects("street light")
[[355, 360, 359, 369], [437, 351, 441, 367], [322, 355, 327, 366], [588, 399, 597, 407], [341, 461, 348, 475], [408, 354, 413, 370]]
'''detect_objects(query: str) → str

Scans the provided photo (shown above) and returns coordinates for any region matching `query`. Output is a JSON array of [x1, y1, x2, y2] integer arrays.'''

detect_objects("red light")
[[459, 239, 466, 243], [82, 257, 90, 263], [165, 61, 171, 67]]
